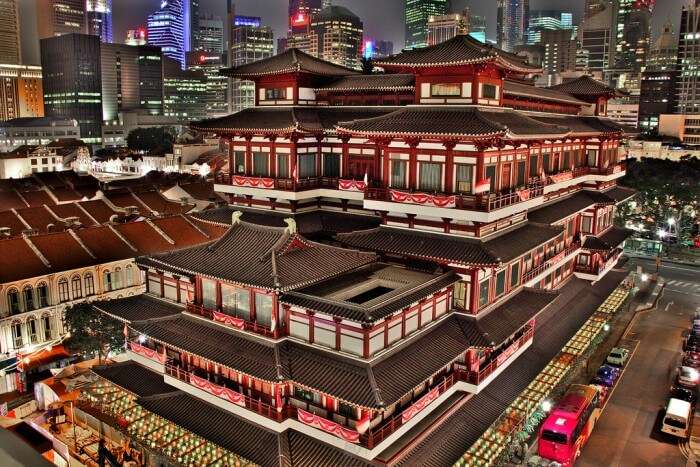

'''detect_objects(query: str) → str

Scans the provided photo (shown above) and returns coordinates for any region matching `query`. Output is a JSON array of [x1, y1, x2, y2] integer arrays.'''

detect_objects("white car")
[[677, 366, 700, 388], [606, 347, 630, 367]]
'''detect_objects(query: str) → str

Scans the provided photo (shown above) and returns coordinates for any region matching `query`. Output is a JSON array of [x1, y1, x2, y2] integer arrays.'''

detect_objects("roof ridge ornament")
[[284, 217, 297, 235], [231, 211, 243, 226]]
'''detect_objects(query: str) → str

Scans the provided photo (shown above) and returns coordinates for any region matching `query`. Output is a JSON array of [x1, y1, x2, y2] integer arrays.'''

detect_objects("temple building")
[[83, 35, 638, 466]]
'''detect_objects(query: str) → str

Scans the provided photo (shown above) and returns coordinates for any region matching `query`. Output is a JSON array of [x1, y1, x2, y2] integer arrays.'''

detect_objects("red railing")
[[575, 247, 623, 275], [466, 326, 535, 386], [360, 368, 469, 449], [186, 302, 280, 339], [165, 364, 295, 423], [523, 241, 581, 283], [214, 173, 339, 192], [365, 183, 544, 213]]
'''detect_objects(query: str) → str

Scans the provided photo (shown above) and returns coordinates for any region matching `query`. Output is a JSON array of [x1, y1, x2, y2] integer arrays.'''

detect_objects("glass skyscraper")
[[147, 0, 196, 69], [86, 0, 112, 43], [404, 0, 448, 50]]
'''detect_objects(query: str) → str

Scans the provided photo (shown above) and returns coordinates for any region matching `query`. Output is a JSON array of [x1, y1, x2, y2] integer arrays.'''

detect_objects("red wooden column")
[[289, 134, 298, 188], [475, 145, 485, 188], [408, 139, 419, 190], [249, 289, 256, 322], [268, 135, 277, 178], [381, 141, 391, 187], [245, 136, 253, 175], [227, 137, 234, 181], [362, 324, 370, 358], [316, 135, 323, 178], [444, 141, 456, 193], [341, 136, 350, 178], [195, 276, 203, 305], [216, 281, 222, 310], [597, 140, 605, 170], [469, 269, 480, 314]]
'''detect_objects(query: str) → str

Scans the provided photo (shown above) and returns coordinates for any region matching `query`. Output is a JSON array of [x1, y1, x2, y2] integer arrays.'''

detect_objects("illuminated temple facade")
[[84, 36, 637, 466]]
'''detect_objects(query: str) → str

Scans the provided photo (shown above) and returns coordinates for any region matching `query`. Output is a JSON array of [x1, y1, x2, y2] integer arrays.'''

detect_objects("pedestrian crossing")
[[666, 280, 700, 289]]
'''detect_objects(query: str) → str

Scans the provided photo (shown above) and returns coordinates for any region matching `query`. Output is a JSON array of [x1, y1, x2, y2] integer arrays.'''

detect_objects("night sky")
[[19, 0, 685, 65]]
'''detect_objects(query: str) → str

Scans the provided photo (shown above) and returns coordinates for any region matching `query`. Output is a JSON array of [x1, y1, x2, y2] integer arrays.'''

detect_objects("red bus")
[[538, 385, 601, 466]]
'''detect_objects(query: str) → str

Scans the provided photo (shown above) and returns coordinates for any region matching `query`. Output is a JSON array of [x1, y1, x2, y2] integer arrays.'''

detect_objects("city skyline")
[[16, 0, 683, 65]]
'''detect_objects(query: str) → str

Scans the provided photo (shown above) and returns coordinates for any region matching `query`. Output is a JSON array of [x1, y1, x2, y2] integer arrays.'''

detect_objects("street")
[[579, 257, 700, 467]]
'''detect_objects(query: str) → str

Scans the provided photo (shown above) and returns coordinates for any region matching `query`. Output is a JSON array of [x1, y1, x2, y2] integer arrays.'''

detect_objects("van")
[[661, 398, 692, 438]]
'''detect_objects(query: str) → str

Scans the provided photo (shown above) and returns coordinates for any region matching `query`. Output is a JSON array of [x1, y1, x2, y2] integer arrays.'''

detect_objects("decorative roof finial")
[[231, 211, 243, 226], [284, 218, 297, 235]]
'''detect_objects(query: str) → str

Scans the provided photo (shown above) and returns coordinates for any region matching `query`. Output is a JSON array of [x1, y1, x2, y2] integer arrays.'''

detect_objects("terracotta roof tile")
[[77, 200, 120, 223], [74, 226, 137, 262], [15, 206, 62, 233], [104, 192, 150, 213], [21, 190, 55, 207], [0, 237, 49, 282], [134, 191, 194, 215], [0, 190, 28, 211], [29, 231, 96, 271], [48, 203, 98, 227], [149, 216, 217, 247], [0, 210, 27, 235]]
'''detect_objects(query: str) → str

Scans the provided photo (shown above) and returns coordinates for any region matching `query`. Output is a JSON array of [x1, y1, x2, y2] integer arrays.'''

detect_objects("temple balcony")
[[543, 162, 626, 194], [575, 247, 624, 282], [214, 173, 366, 203], [522, 241, 582, 287], [364, 182, 545, 224], [186, 302, 281, 340]]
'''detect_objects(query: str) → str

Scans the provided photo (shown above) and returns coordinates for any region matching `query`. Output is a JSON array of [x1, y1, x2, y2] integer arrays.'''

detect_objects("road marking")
[[665, 301, 675, 312], [665, 288, 700, 297]]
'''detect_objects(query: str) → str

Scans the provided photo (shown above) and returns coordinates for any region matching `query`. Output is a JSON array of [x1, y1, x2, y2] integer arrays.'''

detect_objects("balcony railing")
[[214, 173, 340, 192], [466, 325, 535, 386], [186, 302, 280, 339], [165, 364, 294, 423], [575, 248, 623, 276], [523, 241, 581, 283], [366, 182, 544, 213]]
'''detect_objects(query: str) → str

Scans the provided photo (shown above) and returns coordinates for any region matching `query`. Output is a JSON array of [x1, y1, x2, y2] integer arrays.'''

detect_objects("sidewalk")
[[626, 252, 700, 268]]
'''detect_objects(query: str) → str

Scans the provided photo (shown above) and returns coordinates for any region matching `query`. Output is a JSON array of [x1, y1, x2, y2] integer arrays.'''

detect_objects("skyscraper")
[[86, 0, 112, 43], [427, 9, 470, 47], [196, 14, 224, 55], [40, 34, 102, 143], [470, 15, 487, 43], [677, 0, 700, 114], [101, 43, 163, 121], [286, 0, 323, 54], [527, 10, 574, 45], [613, 0, 653, 94], [36, 0, 86, 39], [580, 0, 617, 78], [310, 5, 363, 69], [230, 18, 274, 112], [497, 0, 530, 52], [639, 22, 678, 134], [541, 29, 577, 76], [0, 64, 43, 120], [404, 0, 448, 50], [147, 0, 195, 69], [0, 0, 20, 64]]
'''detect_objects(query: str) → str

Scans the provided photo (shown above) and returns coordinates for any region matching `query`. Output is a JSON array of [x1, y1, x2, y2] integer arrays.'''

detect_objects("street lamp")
[[668, 218, 676, 226], [657, 229, 667, 239], [641, 273, 649, 282], [541, 400, 553, 413], [603, 323, 611, 332]]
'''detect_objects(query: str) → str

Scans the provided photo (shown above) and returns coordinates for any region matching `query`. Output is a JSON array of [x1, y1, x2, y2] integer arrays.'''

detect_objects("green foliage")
[[64, 303, 124, 363], [360, 56, 374, 75], [620, 157, 700, 241], [126, 127, 176, 154]]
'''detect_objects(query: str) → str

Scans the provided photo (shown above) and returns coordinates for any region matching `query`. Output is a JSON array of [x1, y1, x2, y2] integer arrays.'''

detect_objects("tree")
[[618, 157, 700, 243], [126, 127, 175, 154], [360, 56, 374, 75], [64, 303, 124, 364]]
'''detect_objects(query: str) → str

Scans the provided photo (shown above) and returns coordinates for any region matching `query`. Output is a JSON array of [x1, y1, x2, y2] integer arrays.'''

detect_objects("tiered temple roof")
[[220, 48, 357, 78], [314, 74, 416, 92], [503, 80, 588, 106], [374, 34, 540, 74], [337, 223, 563, 267], [582, 227, 634, 252], [92, 294, 183, 324], [528, 190, 618, 225], [548, 75, 622, 98], [141, 220, 376, 291]]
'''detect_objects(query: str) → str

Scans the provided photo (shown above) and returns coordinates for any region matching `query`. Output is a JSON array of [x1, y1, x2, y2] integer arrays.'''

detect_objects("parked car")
[[670, 384, 698, 405], [677, 366, 700, 388], [592, 364, 622, 387], [683, 352, 700, 369], [685, 335, 700, 352], [606, 347, 630, 367]]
